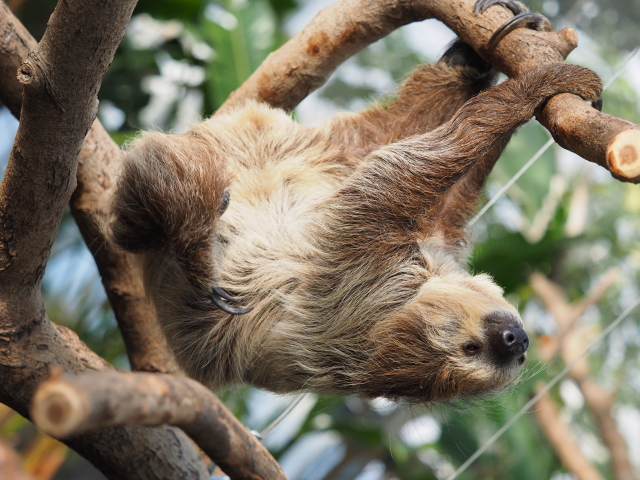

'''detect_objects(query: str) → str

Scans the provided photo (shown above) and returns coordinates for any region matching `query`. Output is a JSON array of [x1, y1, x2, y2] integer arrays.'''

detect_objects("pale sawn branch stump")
[[31, 370, 287, 480]]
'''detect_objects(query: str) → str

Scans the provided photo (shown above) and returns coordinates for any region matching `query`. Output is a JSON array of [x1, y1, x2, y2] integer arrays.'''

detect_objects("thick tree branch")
[[531, 271, 635, 480], [220, 0, 640, 182], [0, 0, 178, 375], [31, 370, 288, 480], [0, 318, 209, 479], [0, 0, 209, 478]]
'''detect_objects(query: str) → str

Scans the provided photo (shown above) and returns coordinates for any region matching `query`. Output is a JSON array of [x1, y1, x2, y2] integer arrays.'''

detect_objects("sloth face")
[[364, 266, 528, 403]]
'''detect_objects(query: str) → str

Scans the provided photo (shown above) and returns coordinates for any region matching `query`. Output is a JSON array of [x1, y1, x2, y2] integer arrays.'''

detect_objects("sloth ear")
[[111, 131, 229, 289]]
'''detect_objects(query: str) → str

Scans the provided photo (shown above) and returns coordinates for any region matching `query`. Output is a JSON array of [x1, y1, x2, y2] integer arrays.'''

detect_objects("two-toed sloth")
[[111, 5, 602, 403]]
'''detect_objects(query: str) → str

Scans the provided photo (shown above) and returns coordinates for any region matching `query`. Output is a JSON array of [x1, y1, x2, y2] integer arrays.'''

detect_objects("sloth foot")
[[475, 0, 603, 111], [441, 40, 491, 73], [210, 286, 253, 315]]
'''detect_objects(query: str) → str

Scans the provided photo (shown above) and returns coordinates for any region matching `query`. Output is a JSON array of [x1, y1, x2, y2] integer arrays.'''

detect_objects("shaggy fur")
[[111, 47, 602, 402]]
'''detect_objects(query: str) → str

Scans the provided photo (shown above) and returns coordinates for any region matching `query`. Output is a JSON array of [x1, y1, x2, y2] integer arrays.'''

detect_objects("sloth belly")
[[214, 158, 344, 308]]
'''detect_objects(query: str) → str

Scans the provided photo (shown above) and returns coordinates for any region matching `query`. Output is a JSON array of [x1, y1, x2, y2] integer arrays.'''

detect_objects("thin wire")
[[255, 43, 640, 453], [446, 297, 640, 480], [259, 393, 308, 438], [468, 45, 640, 227], [603, 46, 640, 90], [468, 138, 554, 227], [446, 44, 640, 480]]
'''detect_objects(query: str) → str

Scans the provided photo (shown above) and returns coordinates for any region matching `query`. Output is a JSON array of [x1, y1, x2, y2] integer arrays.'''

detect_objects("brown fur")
[[110, 51, 602, 402]]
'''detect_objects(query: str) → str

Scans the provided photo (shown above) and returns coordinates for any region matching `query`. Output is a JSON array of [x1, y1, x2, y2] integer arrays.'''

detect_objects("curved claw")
[[487, 12, 552, 52], [474, 0, 526, 15], [592, 97, 603, 112], [212, 285, 239, 303], [210, 286, 253, 315]]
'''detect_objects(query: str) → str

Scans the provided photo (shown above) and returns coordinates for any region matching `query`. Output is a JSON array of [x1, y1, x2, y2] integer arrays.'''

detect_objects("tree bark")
[[0, 0, 208, 478], [31, 370, 288, 480], [220, 0, 640, 182], [0, 0, 179, 375]]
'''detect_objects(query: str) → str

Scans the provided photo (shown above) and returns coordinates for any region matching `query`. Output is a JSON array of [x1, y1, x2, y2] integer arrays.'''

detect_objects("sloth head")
[[363, 250, 528, 403]]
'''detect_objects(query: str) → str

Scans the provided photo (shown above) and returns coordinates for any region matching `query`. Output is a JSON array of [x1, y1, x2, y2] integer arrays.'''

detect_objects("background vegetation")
[[1, 0, 639, 478]]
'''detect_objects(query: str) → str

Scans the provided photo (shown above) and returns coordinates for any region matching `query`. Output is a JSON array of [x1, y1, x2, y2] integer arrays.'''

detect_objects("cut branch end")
[[31, 379, 89, 438], [607, 129, 640, 182]]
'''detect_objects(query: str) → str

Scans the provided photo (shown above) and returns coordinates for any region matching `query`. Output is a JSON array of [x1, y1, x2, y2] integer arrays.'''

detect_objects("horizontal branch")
[[31, 370, 287, 480], [221, 0, 640, 182], [0, 320, 209, 480]]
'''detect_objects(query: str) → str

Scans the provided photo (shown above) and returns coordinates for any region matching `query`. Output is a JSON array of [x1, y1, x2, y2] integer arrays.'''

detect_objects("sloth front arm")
[[326, 63, 602, 254]]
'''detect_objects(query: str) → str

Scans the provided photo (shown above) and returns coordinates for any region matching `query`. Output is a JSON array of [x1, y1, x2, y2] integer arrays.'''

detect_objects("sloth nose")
[[500, 325, 529, 354], [484, 311, 529, 362]]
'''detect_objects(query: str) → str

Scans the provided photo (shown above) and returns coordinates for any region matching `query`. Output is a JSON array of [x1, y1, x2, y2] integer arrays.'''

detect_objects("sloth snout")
[[484, 311, 529, 362], [500, 325, 529, 354]]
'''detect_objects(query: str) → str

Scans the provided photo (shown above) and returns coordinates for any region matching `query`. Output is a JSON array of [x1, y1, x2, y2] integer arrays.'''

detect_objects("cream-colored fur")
[[111, 58, 602, 402]]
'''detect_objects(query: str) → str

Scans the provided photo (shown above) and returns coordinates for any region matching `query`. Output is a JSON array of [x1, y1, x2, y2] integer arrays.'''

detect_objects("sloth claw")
[[486, 12, 552, 52], [474, 0, 526, 15], [592, 97, 603, 112], [211, 286, 253, 315]]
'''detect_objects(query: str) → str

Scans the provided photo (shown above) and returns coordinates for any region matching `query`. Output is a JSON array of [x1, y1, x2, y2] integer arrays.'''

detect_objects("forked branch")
[[0, 1, 179, 375]]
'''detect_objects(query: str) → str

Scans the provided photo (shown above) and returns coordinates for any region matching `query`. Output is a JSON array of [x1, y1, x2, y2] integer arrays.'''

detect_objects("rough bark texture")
[[0, 0, 179, 375], [219, 0, 640, 182], [532, 271, 636, 480], [0, 0, 207, 478], [31, 370, 287, 480]]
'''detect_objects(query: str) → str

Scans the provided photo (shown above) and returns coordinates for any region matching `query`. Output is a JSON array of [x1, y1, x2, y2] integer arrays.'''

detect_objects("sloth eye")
[[219, 191, 230, 215], [463, 342, 482, 356]]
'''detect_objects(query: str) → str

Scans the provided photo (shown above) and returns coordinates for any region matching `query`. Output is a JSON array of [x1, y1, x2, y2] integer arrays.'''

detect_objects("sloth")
[[110, 2, 602, 403]]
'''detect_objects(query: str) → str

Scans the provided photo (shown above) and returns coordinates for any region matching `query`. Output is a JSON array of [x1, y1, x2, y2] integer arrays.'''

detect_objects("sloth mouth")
[[209, 286, 253, 315]]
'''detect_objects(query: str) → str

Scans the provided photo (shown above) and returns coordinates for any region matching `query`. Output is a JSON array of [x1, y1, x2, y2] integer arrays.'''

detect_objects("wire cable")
[[446, 297, 640, 480], [258, 393, 309, 439], [469, 45, 640, 227]]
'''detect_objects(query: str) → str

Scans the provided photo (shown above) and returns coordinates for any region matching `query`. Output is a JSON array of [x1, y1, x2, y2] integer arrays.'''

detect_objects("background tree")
[[0, 0, 639, 479]]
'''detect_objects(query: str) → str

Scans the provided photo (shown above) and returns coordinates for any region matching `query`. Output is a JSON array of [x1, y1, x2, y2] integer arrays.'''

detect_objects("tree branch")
[[531, 271, 635, 480], [533, 387, 603, 480], [220, 0, 640, 182], [31, 370, 288, 480], [0, 0, 209, 477], [0, 1, 178, 374], [0, 318, 209, 479]]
